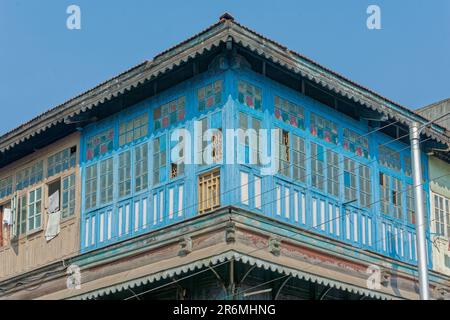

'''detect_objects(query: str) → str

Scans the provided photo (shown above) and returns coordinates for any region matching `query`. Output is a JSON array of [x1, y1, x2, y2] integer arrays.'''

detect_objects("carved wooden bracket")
[[433, 285, 448, 300], [225, 222, 236, 244], [178, 236, 192, 257], [380, 269, 391, 287], [269, 237, 281, 256]]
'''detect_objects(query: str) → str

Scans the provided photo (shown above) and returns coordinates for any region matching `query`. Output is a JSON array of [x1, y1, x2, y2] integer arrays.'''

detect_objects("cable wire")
[[2, 114, 447, 294], [122, 171, 450, 300]]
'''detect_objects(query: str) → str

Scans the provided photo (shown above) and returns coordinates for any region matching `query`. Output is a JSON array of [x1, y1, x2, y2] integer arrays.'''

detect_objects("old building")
[[0, 132, 81, 281], [0, 14, 449, 300], [417, 100, 450, 289]]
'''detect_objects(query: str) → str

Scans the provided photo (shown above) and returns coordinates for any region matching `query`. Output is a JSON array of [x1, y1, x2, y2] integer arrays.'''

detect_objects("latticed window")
[[359, 165, 372, 208], [47, 146, 77, 177], [208, 113, 223, 165], [153, 135, 167, 184], [327, 150, 339, 197], [406, 185, 415, 224], [379, 172, 402, 219], [238, 113, 261, 165], [153, 96, 186, 130], [18, 195, 27, 235], [62, 174, 76, 219], [311, 142, 325, 191], [135, 143, 148, 192], [343, 129, 369, 159], [119, 113, 148, 146], [16, 161, 44, 191], [274, 96, 304, 129], [170, 133, 185, 179], [198, 80, 223, 111], [310, 113, 338, 145], [392, 177, 402, 219], [292, 135, 306, 182], [251, 118, 262, 165], [211, 129, 223, 163], [379, 173, 390, 215], [0, 177, 13, 199], [278, 130, 290, 177], [197, 118, 209, 166], [85, 164, 97, 210], [197, 115, 223, 166], [100, 158, 114, 204], [118, 151, 131, 198], [404, 156, 412, 177], [344, 158, 357, 202], [198, 170, 220, 214], [28, 187, 42, 232], [434, 194, 450, 237], [238, 80, 262, 111], [378, 145, 401, 172], [86, 129, 114, 161], [238, 113, 248, 164]]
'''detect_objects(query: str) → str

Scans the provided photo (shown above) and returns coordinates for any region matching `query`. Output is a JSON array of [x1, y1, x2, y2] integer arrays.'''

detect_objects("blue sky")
[[1, 0, 449, 135]]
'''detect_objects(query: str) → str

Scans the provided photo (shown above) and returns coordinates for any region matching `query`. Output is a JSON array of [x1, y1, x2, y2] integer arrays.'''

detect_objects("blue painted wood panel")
[[78, 64, 432, 267]]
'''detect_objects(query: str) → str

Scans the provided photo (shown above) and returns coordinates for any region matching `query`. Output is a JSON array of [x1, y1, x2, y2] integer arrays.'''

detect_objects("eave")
[[1, 14, 448, 167], [1, 206, 449, 300]]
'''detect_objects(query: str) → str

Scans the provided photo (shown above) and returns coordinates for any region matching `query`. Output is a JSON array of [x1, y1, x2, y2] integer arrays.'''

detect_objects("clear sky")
[[1, 0, 449, 135]]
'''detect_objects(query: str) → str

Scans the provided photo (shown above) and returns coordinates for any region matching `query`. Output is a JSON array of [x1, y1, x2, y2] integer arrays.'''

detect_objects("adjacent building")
[[0, 132, 81, 280], [0, 14, 449, 300], [417, 99, 450, 285]]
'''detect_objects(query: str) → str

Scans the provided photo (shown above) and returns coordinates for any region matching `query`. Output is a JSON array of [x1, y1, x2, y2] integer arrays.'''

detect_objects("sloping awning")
[[69, 251, 396, 300]]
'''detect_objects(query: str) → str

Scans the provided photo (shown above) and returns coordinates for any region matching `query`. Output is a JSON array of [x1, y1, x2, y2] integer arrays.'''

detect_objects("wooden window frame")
[[433, 193, 450, 238], [27, 187, 43, 233], [85, 164, 97, 210], [344, 157, 357, 203], [274, 96, 305, 130], [86, 129, 114, 161], [237, 80, 262, 111], [134, 143, 149, 192], [292, 134, 306, 183], [61, 173, 76, 219], [198, 169, 221, 214], [47, 146, 77, 178], [198, 80, 223, 111], [99, 158, 114, 205], [119, 113, 149, 146], [326, 150, 340, 198], [311, 142, 325, 191], [118, 151, 132, 198], [153, 135, 167, 185]]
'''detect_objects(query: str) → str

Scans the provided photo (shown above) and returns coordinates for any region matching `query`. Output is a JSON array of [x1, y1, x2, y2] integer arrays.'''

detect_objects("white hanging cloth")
[[2, 208, 12, 225], [48, 190, 60, 214], [45, 211, 61, 242]]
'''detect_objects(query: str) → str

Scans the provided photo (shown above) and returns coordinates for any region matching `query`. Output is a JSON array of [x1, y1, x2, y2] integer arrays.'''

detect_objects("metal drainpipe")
[[410, 121, 430, 300], [229, 259, 235, 300]]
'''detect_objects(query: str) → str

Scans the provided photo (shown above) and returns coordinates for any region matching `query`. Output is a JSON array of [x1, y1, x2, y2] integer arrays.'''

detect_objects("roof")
[[417, 98, 450, 130], [61, 251, 396, 300], [1, 13, 449, 158]]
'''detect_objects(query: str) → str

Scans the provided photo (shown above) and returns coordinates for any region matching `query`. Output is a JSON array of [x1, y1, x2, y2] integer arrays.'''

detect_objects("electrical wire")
[[122, 171, 450, 300], [227, 211, 449, 301], [1, 113, 447, 295]]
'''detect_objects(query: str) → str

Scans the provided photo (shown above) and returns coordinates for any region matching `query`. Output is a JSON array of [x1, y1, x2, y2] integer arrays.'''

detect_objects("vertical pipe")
[[229, 259, 235, 300], [410, 121, 429, 300]]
